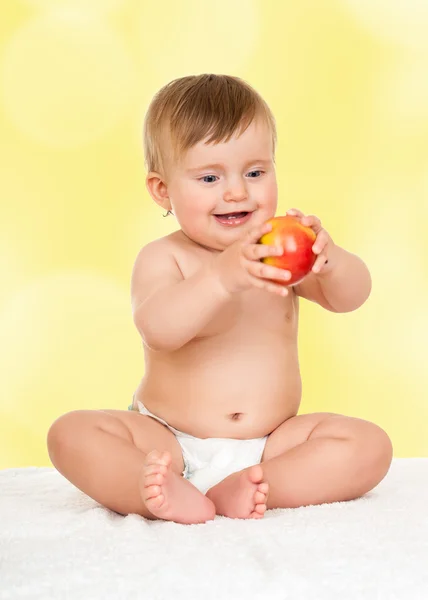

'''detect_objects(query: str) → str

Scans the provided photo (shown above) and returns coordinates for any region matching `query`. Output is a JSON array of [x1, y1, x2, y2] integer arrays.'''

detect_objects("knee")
[[47, 410, 88, 460], [373, 425, 393, 472], [355, 422, 393, 483]]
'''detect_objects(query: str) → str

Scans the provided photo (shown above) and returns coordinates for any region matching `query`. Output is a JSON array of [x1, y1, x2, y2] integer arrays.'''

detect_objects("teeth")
[[216, 212, 247, 219]]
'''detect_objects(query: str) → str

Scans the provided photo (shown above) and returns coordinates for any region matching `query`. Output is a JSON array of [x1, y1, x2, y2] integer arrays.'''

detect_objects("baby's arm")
[[131, 239, 230, 352]]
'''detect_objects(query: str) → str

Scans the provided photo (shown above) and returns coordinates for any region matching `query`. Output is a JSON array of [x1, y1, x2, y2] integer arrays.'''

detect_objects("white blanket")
[[1, 458, 427, 599]]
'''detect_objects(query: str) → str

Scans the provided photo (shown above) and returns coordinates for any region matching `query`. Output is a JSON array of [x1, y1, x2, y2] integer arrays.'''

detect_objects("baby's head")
[[143, 74, 278, 251]]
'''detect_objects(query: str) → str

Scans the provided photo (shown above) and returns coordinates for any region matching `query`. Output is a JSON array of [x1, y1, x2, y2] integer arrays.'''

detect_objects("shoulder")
[[132, 232, 178, 262], [130, 233, 184, 313]]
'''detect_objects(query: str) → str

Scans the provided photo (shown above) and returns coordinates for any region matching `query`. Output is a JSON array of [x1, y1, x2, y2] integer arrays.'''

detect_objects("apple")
[[258, 215, 317, 286]]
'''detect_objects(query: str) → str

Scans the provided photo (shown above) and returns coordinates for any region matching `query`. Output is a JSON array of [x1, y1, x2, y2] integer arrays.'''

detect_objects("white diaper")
[[133, 400, 268, 495]]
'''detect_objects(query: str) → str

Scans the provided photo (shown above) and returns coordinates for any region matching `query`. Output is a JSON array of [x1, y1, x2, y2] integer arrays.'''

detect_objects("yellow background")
[[1, 0, 427, 466]]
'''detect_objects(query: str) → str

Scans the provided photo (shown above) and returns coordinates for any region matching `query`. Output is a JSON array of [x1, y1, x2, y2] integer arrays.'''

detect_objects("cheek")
[[171, 183, 194, 212], [263, 179, 278, 208], [173, 191, 210, 225], [270, 177, 278, 195], [179, 184, 214, 214]]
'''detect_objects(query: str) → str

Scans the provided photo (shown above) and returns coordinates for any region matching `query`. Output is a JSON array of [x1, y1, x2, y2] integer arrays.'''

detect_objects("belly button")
[[229, 412, 243, 421]]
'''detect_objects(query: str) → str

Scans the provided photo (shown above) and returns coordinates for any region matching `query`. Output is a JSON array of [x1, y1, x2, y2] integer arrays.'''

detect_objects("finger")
[[246, 260, 292, 283], [301, 215, 322, 232], [246, 221, 273, 245], [243, 242, 283, 261], [286, 208, 304, 218], [312, 230, 328, 254], [312, 254, 329, 273], [248, 273, 289, 296]]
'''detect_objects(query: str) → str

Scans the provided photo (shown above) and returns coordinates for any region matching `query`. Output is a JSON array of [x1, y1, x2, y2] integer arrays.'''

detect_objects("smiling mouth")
[[213, 211, 250, 219], [213, 211, 253, 226]]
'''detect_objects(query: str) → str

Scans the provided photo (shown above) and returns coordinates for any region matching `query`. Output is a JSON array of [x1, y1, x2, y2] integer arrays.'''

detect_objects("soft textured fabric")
[[132, 399, 267, 494], [0, 458, 427, 599]]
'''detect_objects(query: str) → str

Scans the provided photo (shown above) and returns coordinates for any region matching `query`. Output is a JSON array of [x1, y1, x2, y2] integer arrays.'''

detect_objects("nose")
[[223, 178, 248, 203]]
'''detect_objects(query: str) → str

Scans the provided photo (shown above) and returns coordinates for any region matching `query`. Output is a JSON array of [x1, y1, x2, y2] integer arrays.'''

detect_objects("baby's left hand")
[[286, 208, 335, 274]]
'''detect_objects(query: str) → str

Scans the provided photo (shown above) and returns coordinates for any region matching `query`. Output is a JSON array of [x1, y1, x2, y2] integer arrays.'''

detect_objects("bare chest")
[[175, 242, 298, 338]]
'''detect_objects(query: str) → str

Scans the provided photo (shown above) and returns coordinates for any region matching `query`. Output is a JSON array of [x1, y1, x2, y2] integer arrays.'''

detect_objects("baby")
[[47, 74, 393, 524]]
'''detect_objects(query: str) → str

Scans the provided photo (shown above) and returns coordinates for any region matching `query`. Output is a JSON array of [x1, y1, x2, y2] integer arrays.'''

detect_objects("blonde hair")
[[143, 74, 277, 179]]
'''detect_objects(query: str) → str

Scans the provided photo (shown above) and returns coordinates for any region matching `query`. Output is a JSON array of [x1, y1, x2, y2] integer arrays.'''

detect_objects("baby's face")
[[166, 118, 278, 251]]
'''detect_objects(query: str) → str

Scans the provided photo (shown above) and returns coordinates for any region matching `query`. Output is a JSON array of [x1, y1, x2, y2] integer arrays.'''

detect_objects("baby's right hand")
[[212, 222, 292, 296]]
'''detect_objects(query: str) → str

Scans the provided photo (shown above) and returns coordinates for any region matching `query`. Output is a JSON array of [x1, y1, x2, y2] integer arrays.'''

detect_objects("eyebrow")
[[186, 159, 272, 173]]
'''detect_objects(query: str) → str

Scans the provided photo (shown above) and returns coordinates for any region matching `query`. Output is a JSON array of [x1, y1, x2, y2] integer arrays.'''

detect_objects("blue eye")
[[199, 170, 263, 183], [200, 175, 218, 183]]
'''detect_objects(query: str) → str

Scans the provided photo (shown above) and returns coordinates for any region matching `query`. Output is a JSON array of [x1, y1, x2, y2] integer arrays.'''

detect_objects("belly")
[[135, 335, 302, 439]]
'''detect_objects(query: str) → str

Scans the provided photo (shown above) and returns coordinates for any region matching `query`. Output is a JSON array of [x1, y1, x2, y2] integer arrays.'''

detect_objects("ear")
[[146, 172, 172, 212]]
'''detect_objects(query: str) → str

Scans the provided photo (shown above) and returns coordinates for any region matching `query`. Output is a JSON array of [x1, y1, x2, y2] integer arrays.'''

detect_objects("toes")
[[144, 450, 162, 468], [146, 493, 165, 509], [144, 464, 167, 476], [145, 450, 171, 467], [250, 508, 265, 519], [258, 482, 269, 494], [246, 464, 264, 484], [145, 450, 161, 464], [250, 512, 264, 519], [144, 484, 161, 499], [254, 490, 266, 504], [144, 473, 163, 487], [254, 503, 266, 515], [159, 450, 172, 466]]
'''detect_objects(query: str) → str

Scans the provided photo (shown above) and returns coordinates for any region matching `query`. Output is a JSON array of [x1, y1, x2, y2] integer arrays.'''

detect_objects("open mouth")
[[213, 211, 252, 226]]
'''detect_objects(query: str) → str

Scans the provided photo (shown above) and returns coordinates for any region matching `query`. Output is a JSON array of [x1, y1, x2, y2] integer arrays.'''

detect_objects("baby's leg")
[[47, 409, 215, 524], [260, 412, 393, 508]]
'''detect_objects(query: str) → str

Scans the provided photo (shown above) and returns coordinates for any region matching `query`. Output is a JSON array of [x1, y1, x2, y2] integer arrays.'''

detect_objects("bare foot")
[[206, 464, 269, 519], [139, 450, 216, 524]]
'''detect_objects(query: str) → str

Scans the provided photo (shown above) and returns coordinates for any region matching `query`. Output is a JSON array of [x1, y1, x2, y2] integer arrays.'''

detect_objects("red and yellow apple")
[[258, 215, 317, 286]]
